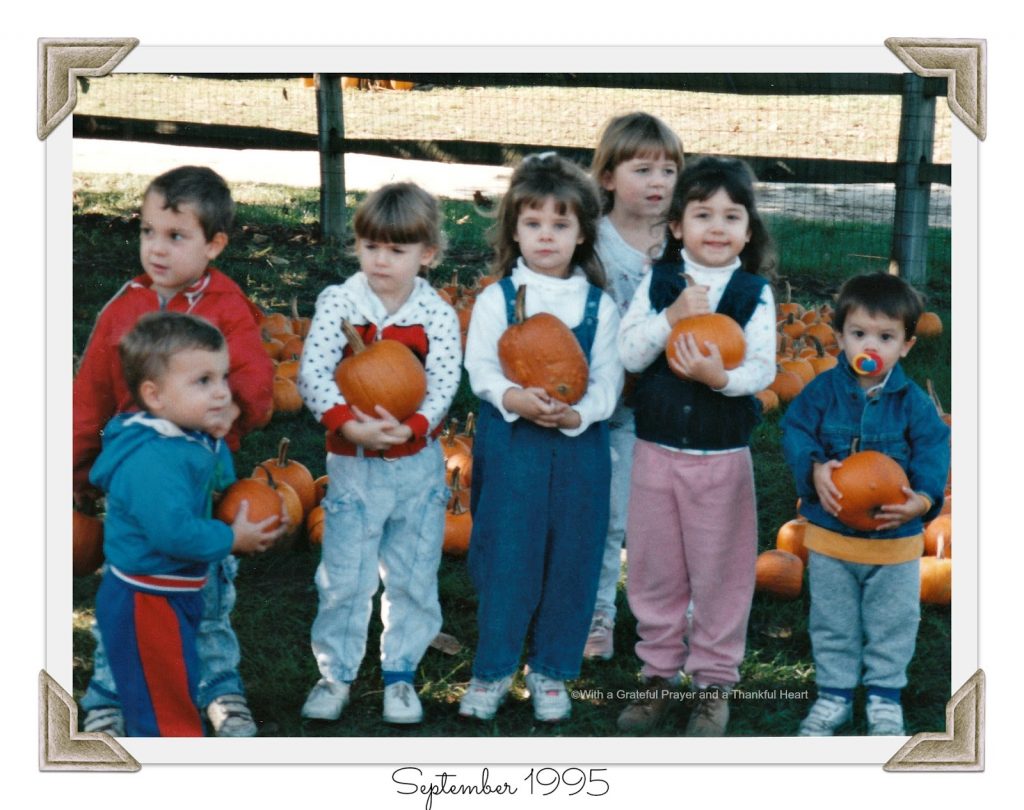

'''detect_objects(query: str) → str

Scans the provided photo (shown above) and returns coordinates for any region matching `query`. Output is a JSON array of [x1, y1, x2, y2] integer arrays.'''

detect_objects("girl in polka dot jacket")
[[297, 183, 461, 726], [616, 157, 777, 736]]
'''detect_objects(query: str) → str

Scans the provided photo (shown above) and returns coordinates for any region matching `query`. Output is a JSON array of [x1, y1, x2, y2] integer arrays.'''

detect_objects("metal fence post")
[[315, 73, 347, 244], [890, 73, 936, 284]]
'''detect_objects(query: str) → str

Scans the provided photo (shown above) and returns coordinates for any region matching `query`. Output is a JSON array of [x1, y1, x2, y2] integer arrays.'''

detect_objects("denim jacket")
[[780, 355, 950, 539]]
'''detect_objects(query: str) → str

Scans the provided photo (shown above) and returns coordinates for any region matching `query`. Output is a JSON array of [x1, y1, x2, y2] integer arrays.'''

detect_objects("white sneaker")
[[301, 679, 350, 721], [383, 681, 423, 724], [525, 672, 571, 723], [798, 693, 852, 736], [583, 611, 614, 660], [459, 675, 513, 720], [207, 694, 258, 737], [866, 695, 906, 736], [83, 706, 125, 737]]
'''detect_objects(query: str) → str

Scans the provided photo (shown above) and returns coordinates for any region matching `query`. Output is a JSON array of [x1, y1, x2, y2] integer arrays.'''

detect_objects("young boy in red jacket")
[[74, 166, 274, 737]]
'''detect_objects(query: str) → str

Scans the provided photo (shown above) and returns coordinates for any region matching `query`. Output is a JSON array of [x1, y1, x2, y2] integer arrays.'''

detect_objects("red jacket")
[[73, 269, 274, 494]]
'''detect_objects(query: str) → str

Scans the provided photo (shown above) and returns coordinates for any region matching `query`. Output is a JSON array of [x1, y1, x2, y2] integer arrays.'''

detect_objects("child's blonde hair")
[[490, 152, 605, 288], [591, 112, 685, 214], [353, 182, 446, 272]]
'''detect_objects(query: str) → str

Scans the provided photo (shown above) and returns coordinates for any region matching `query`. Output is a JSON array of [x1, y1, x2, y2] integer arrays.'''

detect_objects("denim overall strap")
[[498, 277, 518, 324], [572, 284, 602, 361]]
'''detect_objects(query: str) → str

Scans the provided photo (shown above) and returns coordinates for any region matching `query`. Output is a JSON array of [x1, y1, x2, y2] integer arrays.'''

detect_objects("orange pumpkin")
[[915, 311, 943, 339], [261, 312, 293, 339], [253, 438, 316, 517], [666, 313, 746, 378], [768, 365, 804, 402], [215, 477, 288, 533], [306, 505, 325, 545], [920, 536, 951, 604], [73, 511, 105, 576], [776, 280, 805, 320], [805, 336, 839, 376], [497, 284, 589, 405], [313, 475, 329, 506], [273, 376, 304, 415], [755, 550, 804, 600], [923, 514, 952, 558], [442, 468, 472, 556], [441, 421, 473, 489], [775, 518, 809, 565], [755, 388, 779, 413], [831, 450, 910, 532], [335, 320, 427, 421]]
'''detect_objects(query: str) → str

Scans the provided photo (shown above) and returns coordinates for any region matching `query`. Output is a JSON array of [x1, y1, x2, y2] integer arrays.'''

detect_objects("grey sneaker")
[[83, 706, 125, 737], [207, 693, 258, 737], [383, 681, 423, 724], [799, 693, 853, 736], [685, 685, 730, 736], [459, 675, 513, 720], [616, 677, 677, 734], [301, 679, 351, 721], [866, 695, 906, 736], [525, 671, 571, 723], [583, 611, 614, 660]]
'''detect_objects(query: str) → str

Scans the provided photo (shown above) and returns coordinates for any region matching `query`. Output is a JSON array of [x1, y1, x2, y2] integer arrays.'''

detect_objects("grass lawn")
[[71, 172, 952, 738]]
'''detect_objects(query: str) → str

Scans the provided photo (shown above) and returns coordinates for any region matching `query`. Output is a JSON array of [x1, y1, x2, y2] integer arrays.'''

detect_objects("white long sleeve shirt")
[[618, 249, 776, 397], [464, 259, 624, 437]]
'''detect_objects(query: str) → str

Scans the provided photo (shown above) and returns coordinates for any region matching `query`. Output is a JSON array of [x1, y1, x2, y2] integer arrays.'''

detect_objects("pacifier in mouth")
[[852, 351, 883, 376]]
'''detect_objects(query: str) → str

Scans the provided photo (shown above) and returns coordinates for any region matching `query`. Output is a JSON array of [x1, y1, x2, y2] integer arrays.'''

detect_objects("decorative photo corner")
[[42, 38, 984, 771]]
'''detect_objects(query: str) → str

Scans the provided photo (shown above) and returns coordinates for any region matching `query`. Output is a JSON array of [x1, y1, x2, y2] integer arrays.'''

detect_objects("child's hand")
[[668, 332, 729, 389], [206, 401, 241, 439], [812, 460, 844, 517], [665, 281, 711, 326], [230, 499, 287, 556], [340, 405, 413, 451], [874, 487, 930, 530], [503, 387, 565, 428]]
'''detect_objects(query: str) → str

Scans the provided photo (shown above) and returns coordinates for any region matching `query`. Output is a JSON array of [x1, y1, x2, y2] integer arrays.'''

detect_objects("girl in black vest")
[[616, 157, 777, 736]]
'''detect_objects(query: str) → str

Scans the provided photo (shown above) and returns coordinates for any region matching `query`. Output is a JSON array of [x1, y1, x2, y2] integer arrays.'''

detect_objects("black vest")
[[633, 262, 768, 450]]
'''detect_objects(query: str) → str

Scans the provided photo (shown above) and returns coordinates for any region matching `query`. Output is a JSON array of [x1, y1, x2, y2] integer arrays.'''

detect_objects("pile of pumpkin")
[[441, 415, 475, 557], [755, 382, 953, 604], [757, 282, 945, 413], [260, 298, 311, 420]]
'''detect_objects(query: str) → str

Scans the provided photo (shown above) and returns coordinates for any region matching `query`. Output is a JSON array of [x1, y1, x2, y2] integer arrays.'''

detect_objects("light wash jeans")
[[82, 555, 245, 712], [592, 404, 635, 620], [310, 444, 448, 684]]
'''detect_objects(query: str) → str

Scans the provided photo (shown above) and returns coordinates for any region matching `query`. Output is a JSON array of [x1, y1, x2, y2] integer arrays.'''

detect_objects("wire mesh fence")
[[73, 73, 952, 285]]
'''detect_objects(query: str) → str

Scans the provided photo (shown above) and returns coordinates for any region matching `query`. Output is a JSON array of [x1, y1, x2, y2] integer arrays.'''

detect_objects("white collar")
[[680, 248, 741, 275]]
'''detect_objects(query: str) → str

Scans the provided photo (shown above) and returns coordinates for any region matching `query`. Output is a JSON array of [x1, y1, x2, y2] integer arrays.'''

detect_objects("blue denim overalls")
[[467, 278, 611, 681]]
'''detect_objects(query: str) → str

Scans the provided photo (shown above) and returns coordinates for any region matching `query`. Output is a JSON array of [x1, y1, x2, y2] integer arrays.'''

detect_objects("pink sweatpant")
[[625, 440, 758, 686]]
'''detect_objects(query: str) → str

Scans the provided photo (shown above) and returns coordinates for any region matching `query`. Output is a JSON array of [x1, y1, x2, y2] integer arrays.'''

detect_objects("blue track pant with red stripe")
[[95, 572, 205, 737]]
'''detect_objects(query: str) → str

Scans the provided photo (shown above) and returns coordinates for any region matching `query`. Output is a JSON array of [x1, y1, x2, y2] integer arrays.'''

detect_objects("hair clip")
[[524, 150, 558, 164]]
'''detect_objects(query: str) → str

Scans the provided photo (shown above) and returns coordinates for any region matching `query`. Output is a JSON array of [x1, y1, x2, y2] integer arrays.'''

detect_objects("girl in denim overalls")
[[459, 153, 623, 722], [297, 183, 461, 725]]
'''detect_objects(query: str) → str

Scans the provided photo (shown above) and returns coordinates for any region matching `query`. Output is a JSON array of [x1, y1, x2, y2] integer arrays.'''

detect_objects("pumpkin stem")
[[256, 462, 278, 489], [850, 437, 860, 455], [447, 466, 467, 515], [463, 412, 475, 438], [290, 295, 300, 321], [444, 420, 459, 447], [785, 279, 793, 304], [807, 334, 826, 357], [276, 437, 291, 468], [340, 319, 366, 353], [682, 272, 697, 287], [936, 534, 946, 561], [513, 284, 527, 325]]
